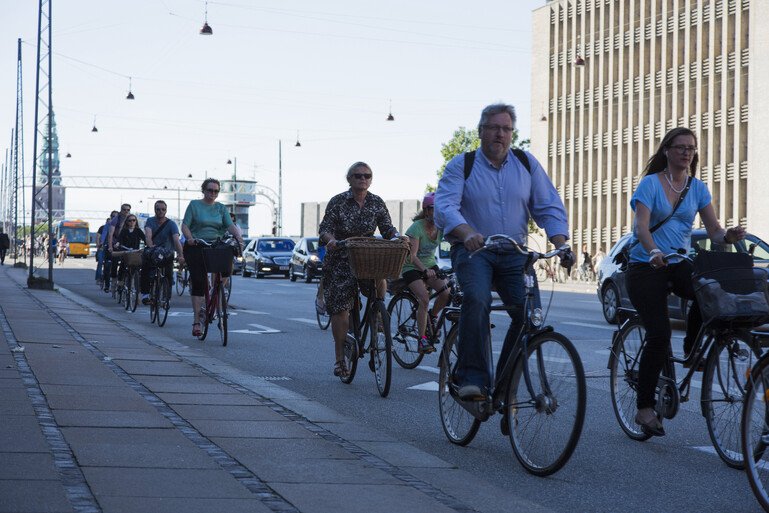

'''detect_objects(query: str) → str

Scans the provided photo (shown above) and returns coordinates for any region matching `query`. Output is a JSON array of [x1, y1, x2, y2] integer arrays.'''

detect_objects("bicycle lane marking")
[[230, 323, 281, 335]]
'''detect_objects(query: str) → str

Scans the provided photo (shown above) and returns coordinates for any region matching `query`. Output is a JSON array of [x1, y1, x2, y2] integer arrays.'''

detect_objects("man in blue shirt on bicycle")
[[435, 103, 573, 401]]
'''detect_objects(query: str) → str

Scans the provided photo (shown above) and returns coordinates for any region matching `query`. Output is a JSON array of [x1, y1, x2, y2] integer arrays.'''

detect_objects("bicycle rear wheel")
[[609, 319, 652, 441], [741, 353, 769, 511], [339, 332, 358, 384], [157, 277, 171, 327], [224, 275, 232, 304], [506, 331, 586, 476], [387, 293, 423, 369], [369, 300, 392, 398], [217, 281, 228, 346], [702, 329, 761, 469], [123, 272, 132, 311], [438, 326, 481, 446]]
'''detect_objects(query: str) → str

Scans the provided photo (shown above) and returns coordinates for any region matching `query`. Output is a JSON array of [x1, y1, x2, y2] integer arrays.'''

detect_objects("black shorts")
[[402, 265, 439, 286]]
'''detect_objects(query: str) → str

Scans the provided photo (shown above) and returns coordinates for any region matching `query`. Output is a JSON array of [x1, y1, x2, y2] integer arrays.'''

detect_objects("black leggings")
[[626, 261, 703, 409]]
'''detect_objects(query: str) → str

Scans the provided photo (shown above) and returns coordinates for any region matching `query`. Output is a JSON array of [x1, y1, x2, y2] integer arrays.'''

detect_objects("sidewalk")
[[0, 266, 553, 513]]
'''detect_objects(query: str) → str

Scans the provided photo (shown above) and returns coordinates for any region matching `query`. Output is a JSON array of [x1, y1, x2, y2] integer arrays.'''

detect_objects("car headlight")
[[309, 255, 319, 262]]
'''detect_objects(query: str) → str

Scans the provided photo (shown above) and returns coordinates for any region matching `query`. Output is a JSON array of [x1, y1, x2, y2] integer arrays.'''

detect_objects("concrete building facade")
[[531, 0, 769, 255]]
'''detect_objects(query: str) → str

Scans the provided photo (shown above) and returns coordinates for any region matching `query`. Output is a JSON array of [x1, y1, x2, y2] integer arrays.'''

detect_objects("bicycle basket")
[[692, 250, 769, 324], [119, 250, 143, 267], [202, 246, 234, 274], [345, 237, 410, 280]]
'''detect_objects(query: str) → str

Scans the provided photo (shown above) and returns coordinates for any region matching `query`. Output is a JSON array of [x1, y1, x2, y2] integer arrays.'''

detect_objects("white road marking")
[[576, 300, 599, 304], [230, 323, 281, 335], [290, 318, 318, 325], [691, 445, 744, 463], [562, 321, 616, 331], [417, 365, 440, 374], [595, 349, 612, 356], [232, 309, 268, 315], [408, 381, 439, 391], [169, 311, 238, 317]]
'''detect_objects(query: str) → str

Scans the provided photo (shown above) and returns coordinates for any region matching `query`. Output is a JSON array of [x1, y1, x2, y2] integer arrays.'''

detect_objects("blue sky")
[[1, 0, 544, 235]]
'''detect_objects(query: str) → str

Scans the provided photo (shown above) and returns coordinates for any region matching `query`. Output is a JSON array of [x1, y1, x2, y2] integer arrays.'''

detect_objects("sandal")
[[333, 360, 349, 378], [635, 407, 665, 437], [192, 322, 202, 337]]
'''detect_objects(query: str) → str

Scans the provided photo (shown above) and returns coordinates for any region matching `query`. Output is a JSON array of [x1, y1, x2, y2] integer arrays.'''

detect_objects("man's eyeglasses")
[[206, 188, 220, 194], [121, 208, 130, 212], [155, 207, 167, 211], [352, 173, 372, 180], [127, 219, 137, 223], [424, 206, 434, 210], [669, 145, 697, 155], [481, 124, 514, 134]]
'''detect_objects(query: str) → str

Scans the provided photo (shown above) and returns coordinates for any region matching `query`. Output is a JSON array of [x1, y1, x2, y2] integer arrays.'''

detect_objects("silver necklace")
[[665, 171, 686, 194]]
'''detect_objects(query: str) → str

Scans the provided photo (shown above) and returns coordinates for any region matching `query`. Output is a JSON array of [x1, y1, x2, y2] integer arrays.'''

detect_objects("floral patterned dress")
[[318, 190, 397, 315]]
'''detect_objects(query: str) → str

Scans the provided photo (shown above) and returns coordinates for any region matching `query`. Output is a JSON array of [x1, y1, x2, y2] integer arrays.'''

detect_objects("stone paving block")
[[96, 497, 272, 513], [0, 416, 48, 452], [157, 393, 264, 406], [0, 369, 21, 381], [45, 392, 156, 413], [0, 480, 72, 513], [0, 452, 59, 480], [270, 483, 457, 513], [215, 438, 396, 485], [0, 386, 29, 401], [317, 421, 397, 443], [169, 404, 286, 422], [81, 467, 254, 498], [355, 441, 455, 469], [273, 398, 348, 423], [99, 348, 178, 361], [62, 427, 218, 469], [137, 376, 238, 395], [53, 409, 173, 428], [30, 361, 125, 387], [189, 419, 313, 439], [115, 360, 198, 377], [0, 399, 35, 416], [88, 337, 147, 348]]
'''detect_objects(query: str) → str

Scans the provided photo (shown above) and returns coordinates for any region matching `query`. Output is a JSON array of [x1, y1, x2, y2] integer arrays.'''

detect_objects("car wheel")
[[303, 266, 312, 283], [242, 265, 252, 278], [290, 268, 297, 282], [602, 282, 620, 324]]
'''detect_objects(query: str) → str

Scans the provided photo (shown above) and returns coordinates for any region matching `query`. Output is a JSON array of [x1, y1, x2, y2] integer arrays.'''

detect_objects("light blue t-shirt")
[[145, 217, 180, 253], [182, 200, 233, 242], [629, 174, 711, 263]]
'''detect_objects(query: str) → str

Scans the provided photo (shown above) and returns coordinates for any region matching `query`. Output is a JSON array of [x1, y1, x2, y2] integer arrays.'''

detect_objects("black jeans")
[[140, 259, 174, 294], [626, 261, 703, 409]]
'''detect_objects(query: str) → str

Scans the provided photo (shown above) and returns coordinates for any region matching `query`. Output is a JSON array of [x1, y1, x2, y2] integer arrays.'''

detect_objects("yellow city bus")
[[56, 220, 90, 258]]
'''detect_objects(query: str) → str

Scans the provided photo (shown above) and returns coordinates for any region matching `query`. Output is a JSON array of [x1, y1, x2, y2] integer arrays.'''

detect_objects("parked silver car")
[[597, 228, 769, 324]]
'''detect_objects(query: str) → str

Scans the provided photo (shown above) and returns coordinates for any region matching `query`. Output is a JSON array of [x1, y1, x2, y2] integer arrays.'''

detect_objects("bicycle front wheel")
[[224, 275, 232, 304], [157, 276, 171, 327], [129, 270, 140, 312], [702, 330, 761, 469], [217, 281, 228, 347], [176, 268, 187, 296], [149, 277, 159, 324], [369, 300, 392, 398], [387, 293, 423, 369], [609, 319, 652, 441], [741, 353, 769, 511], [506, 332, 586, 476], [340, 332, 358, 384], [438, 326, 481, 446]]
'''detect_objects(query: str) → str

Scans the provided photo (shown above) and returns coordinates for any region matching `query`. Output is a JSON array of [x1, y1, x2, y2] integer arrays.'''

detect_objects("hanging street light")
[[295, 130, 301, 147], [65, 153, 71, 158], [386, 99, 395, 121], [91, 115, 98, 132], [126, 77, 135, 100], [200, 0, 213, 35]]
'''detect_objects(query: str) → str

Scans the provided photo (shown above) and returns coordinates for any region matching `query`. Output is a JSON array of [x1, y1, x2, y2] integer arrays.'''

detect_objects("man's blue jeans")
[[95, 248, 104, 280], [450, 245, 527, 390]]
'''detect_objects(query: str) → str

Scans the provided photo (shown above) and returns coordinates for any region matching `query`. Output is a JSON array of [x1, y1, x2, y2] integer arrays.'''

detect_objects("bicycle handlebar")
[[469, 234, 569, 261]]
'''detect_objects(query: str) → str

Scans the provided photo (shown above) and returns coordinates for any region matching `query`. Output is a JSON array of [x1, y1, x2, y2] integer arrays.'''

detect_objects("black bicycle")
[[438, 235, 586, 476], [315, 276, 330, 330], [609, 251, 763, 469], [387, 270, 461, 369], [175, 263, 189, 296], [148, 250, 174, 327]]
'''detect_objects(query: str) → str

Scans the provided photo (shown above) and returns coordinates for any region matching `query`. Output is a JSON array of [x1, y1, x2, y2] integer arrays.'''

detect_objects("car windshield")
[[258, 239, 294, 252], [307, 240, 318, 253]]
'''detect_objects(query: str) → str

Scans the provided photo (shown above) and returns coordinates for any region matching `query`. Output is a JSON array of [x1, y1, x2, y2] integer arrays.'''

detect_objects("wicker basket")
[[112, 249, 143, 267], [203, 246, 234, 274], [346, 237, 410, 280]]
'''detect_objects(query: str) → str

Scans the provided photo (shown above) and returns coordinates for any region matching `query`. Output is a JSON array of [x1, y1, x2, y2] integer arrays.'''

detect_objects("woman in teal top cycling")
[[401, 192, 450, 354], [181, 178, 243, 337]]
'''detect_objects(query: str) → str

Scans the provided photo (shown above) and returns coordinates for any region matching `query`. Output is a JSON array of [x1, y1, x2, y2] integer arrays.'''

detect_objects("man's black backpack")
[[463, 148, 531, 179]]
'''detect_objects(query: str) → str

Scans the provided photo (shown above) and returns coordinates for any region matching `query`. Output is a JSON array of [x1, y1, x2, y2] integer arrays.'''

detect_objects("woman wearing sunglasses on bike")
[[318, 162, 403, 378], [399, 192, 450, 354], [181, 178, 243, 337], [627, 127, 745, 437]]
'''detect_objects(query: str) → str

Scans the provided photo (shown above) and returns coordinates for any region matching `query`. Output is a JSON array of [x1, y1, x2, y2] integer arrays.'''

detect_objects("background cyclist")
[[140, 200, 185, 305], [400, 192, 450, 354], [181, 178, 243, 338]]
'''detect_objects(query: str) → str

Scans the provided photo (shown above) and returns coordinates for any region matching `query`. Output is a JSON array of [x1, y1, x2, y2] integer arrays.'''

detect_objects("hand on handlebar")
[[649, 252, 667, 269], [423, 268, 436, 280], [558, 246, 575, 269], [463, 232, 485, 252]]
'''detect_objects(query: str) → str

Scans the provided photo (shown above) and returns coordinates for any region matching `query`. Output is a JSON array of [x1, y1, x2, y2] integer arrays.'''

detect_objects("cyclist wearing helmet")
[[400, 192, 450, 354]]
